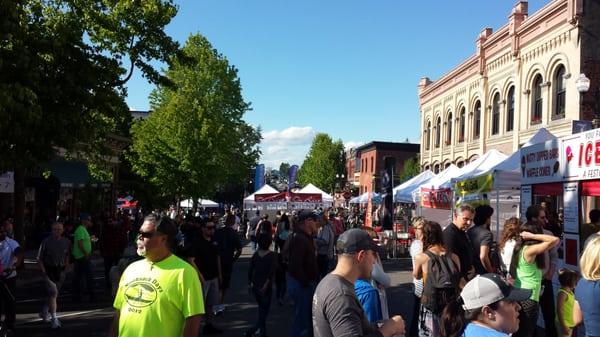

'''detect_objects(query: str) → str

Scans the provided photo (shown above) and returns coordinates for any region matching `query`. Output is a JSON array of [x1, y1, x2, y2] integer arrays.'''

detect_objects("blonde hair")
[[412, 216, 426, 228], [581, 236, 600, 281]]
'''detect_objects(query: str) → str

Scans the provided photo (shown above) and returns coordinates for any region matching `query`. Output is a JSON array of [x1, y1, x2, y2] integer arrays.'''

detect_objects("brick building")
[[419, 0, 600, 173], [346, 142, 420, 195]]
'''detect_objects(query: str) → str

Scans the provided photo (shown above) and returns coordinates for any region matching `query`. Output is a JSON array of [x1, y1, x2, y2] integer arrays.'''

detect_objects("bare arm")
[[412, 253, 425, 280], [182, 315, 202, 337], [108, 310, 120, 337], [479, 245, 494, 273], [573, 300, 583, 326], [520, 232, 559, 263]]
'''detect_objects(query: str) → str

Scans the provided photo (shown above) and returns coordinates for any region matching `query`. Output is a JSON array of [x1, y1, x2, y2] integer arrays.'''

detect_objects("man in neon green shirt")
[[72, 213, 95, 302], [109, 214, 204, 337]]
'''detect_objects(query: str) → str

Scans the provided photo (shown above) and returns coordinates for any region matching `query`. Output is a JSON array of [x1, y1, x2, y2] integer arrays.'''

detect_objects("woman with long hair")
[[440, 273, 530, 337], [498, 217, 521, 280], [512, 220, 559, 337], [410, 216, 426, 337], [413, 221, 461, 337], [572, 236, 600, 337]]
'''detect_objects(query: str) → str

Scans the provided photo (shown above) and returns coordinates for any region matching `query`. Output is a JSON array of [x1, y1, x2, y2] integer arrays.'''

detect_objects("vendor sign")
[[520, 139, 561, 185], [421, 187, 452, 209], [562, 128, 600, 181], [454, 174, 493, 207]]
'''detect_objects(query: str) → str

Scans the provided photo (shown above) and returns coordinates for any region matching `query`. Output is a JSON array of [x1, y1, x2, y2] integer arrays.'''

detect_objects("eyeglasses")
[[138, 231, 157, 239]]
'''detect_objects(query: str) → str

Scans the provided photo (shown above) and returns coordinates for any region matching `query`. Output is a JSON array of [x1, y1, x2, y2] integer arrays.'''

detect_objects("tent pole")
[[496, 188, 500, 239]]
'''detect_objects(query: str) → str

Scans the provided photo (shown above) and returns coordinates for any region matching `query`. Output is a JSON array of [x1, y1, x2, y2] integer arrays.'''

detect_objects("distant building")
[[346, 141, 420, 195], [419, 0, 600, 173], [131, 110, 151, 120]]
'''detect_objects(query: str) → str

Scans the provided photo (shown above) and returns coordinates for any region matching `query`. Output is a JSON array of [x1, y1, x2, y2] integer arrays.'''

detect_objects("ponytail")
[[440, 298, 467, 337]]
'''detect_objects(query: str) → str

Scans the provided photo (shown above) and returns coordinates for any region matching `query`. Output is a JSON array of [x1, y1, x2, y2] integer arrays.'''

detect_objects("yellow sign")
[[455, 174, 493, 197]]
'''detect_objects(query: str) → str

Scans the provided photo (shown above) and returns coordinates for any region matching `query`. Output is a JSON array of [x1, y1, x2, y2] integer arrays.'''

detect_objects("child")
[[246, 233, 277, 337], [556, 268, 579, 337]]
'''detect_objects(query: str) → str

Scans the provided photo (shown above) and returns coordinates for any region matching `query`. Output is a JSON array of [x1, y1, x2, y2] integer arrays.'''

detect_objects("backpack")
[[421, 251, 460, 314]]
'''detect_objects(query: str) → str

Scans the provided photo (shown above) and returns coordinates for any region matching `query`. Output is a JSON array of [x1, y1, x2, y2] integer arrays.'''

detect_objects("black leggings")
[[514, 299, 539, 337]]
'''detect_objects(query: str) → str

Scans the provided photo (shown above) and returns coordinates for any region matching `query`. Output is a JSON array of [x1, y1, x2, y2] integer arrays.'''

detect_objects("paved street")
[[15, 243, 416, 337]]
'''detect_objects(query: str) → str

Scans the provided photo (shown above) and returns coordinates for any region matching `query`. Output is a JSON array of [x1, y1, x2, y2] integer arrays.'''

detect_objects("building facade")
[[346, 142, 420, 195], [419, 0, 600, 173]]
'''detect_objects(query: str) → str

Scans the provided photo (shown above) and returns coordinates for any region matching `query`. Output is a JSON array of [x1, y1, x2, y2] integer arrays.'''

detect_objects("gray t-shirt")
[[37, 236, 71, 267], [312, 274, 383, 337]]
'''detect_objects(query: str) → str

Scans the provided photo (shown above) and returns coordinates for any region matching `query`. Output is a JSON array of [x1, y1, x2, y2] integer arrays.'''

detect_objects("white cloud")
[[344, 141, 365, 151], [260, 126, 316, 169]]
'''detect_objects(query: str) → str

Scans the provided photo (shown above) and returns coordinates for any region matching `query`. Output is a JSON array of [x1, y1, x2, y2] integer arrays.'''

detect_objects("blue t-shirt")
[[354, 279, 382, 323], [575, 278, 600, 337], [461, 323, 509, 337]]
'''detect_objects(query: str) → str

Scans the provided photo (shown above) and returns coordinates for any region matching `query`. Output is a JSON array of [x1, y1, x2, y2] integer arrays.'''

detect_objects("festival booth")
[[452, 129, 557, 237], [243, 184, 328, 211], [297, 183, 334, 207], [392, 170, 436, 203], [243, 184, 279, 209], [520, 127, 600, 272], [349, 192, 382, 205], [414, 164, 463, 225], [179, 198, 219, 209]]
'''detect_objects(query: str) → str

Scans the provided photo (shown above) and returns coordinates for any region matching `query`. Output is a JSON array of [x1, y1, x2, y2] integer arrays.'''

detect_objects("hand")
[[520, 231, 535, 240], [380, 315, 405, 337]]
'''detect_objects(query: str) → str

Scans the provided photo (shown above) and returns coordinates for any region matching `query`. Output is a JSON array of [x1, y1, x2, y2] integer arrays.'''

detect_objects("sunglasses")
[[138, 231, 158, 239]]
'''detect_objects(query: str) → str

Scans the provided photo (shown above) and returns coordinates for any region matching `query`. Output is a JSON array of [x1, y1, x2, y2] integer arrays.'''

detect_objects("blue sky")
[[125, 0, 547, 168]]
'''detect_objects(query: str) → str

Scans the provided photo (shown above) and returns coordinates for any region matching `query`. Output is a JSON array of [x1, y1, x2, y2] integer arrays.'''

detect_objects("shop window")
[[425, 121, 431, 150], [531, 74, 543, 124], [473, 101, 481, 139], [506, 86, 515, 132], [491, 93, 500, 135], [435, 117, 441, 148], [553, 65, 566, 119]]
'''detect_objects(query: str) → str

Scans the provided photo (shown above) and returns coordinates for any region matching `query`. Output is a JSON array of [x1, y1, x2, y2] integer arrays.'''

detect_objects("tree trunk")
[[13, 166, 25, 245]]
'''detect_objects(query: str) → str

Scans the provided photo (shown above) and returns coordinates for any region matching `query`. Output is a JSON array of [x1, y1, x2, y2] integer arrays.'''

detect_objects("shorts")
[[203, 277, 219, 307], [44, 267, 66, 297]]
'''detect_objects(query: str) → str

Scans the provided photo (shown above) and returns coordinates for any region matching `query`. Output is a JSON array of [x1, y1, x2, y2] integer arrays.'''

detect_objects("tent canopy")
[[298, 183, 334, 202], [452, 128, 557, 190], [393, 170, 436, 203], [349, 192, 382, 204], [180, 199, 219, 208], [244, 184, 279, 202], [449, 149, 508, 188]]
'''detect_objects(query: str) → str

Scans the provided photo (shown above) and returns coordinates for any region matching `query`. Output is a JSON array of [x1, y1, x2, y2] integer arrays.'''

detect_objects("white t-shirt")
[[409, 239, 423, 296], [500, 239, 516, 275]]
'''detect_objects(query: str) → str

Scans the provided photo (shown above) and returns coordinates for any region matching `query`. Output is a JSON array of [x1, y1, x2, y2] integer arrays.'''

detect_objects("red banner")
[[254, 192, 322, 203], [421, 187, 452, 209]]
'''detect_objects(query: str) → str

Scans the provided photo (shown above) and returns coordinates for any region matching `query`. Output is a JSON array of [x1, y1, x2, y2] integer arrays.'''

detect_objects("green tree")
[[399, 155, 421, 183], [127, 34, 261, 203], [279, 162, 291, 178], [297, 133, 345, 193], [0, 0, 180, 243]]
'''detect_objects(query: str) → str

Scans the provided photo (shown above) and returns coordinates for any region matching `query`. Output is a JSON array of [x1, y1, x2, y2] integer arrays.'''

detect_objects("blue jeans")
[[287, 274, 315, 337]]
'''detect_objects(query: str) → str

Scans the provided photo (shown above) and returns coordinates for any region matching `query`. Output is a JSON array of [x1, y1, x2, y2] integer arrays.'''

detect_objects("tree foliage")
[[0, 0, 179, 242], [297, 133, 345, 192], [279, 163, 291, 178], [127, 34, 261, 201], [399, 155, 421, 183]]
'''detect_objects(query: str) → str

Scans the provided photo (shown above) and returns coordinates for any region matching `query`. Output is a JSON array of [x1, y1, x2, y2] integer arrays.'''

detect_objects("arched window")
[[425, 121, 431, 150], [433, 164, 440, 174], [506, 86, 515, 132], [553, 65, 566, 118], [491, 93, 500, 135], [473, 101, 481, 139], [435, 117, 441, 148], [458, 108, 465, 142], [446, 113, 452, 145], [532, 74, 543, 123]]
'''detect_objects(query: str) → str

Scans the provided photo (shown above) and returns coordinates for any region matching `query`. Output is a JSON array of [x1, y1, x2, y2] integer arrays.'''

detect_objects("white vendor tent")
[[349, 192, 382, 204], [413, 165, 463, 225], [243, 184, 279, 209], [447, 149, 508, 188], [180, 199, 219, 208], [392, 170, 436, 203], [298, 183, 334, 203]]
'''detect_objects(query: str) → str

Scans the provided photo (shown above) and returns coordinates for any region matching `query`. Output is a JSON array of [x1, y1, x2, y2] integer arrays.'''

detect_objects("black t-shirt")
[[215, 227, 242, 265], [443, 223, 473, 279], [467, 225, 493, 275], [194, 236, 220, 280]]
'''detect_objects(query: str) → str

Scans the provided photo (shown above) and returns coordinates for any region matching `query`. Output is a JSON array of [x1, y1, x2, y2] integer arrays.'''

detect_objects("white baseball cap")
[[460, 273, 531, 310]]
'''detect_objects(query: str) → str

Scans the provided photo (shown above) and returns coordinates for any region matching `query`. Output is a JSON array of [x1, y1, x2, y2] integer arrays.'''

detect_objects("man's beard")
[[137, 246, 147, 257]]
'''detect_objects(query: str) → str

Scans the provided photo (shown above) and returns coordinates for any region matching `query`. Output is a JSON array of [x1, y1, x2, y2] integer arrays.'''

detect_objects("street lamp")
[[576, 73, 600, 128]]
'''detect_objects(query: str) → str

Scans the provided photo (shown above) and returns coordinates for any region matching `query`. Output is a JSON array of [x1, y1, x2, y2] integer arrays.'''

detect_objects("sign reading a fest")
[[562, 128, 600, 181]]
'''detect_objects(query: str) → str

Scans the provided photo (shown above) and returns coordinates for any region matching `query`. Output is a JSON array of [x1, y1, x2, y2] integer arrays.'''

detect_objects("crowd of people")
[[4, 200, 600, 337]]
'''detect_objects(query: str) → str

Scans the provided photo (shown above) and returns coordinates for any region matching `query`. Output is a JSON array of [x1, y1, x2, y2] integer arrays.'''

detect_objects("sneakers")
[[38, 310, 50, 323], [213, 304, 226, 316], [50, 318, 62, 329]]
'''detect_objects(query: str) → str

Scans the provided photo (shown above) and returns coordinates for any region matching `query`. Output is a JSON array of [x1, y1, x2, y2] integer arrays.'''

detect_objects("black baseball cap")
[[336, 228, 378, 254], [298, 210, 319, 222]]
